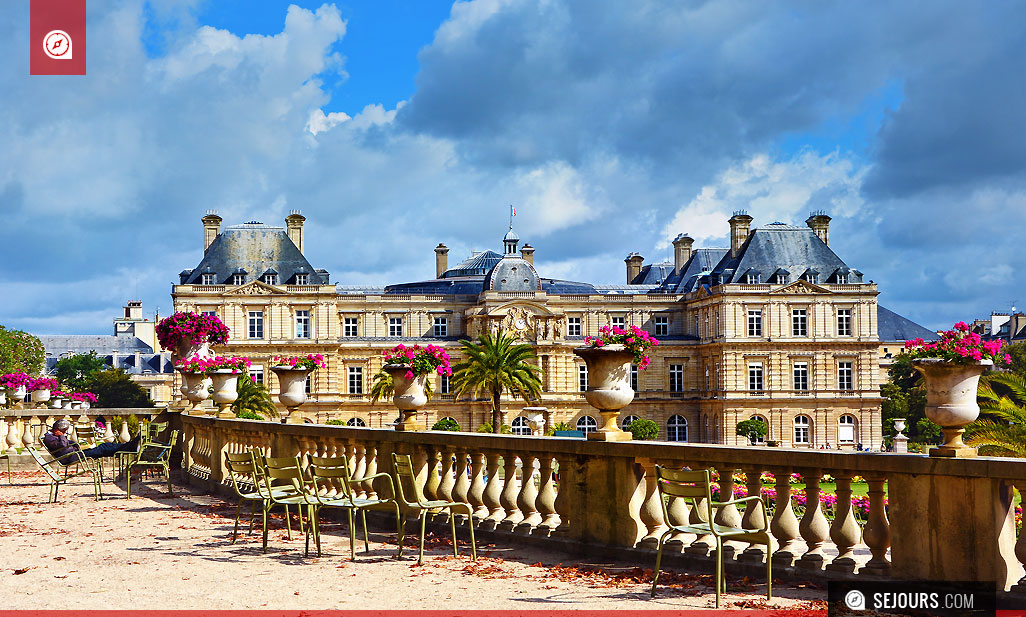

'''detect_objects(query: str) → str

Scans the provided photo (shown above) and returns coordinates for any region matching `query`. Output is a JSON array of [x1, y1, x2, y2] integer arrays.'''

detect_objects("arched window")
[[576, 415, 597, 435], [838, 414, 857, 444], [749, 414, 768, 444], [346, 417, 366, 427], [667, 415, 688, 442], [621, 414, 640, 431], [793, 415, 811, 444], [511, 416, 532, 436]]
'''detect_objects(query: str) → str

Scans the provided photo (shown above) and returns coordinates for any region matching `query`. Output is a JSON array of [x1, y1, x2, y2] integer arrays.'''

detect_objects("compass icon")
[[43, 30, 72, 60]]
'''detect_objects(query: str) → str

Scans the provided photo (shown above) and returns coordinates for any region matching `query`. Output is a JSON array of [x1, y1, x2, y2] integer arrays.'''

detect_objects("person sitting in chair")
[[42, 419, 140, 463]]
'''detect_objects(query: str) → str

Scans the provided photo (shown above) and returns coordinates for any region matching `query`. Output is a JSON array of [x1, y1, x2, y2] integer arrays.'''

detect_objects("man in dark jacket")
[[42, 419, 139, 463]]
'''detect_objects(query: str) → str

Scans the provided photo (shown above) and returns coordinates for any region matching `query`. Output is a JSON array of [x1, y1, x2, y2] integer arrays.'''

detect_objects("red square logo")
[[31, 0, 87, 75]]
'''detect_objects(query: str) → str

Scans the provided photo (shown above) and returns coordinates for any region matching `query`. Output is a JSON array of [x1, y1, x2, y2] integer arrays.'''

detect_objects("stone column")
[[825, 472, 861, 573], [861, 473, 891, 576], [482, 452, 505, 530], [797, 469, 830, 570], [769, 468, 800, 567], [636, 458, 668, 550], [514, 454, 542, 534], [535, 456, 560, 535], [740, 467, 771, 564]]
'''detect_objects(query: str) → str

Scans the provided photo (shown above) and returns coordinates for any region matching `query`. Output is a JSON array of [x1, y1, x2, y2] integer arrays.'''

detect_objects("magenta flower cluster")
[[712, 483, 883, 518], [28, 377, 58, 391], [0, 372, 31, 389], [175, 355, 252, 375], [585, 325, 660, 369], [69, 392, 98, 403], [904, 321, 1012, 366], [156, 311, 230, 351], [272, 354, 326, 371], [383, 344, 453, 380]]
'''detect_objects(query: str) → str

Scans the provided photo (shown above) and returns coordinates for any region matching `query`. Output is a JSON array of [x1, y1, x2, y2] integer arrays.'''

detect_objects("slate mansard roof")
[[179, 223, 328, 285], [38, 334, 173, 375], [877, 306, 940, 342], [711, 224, 861, 285]]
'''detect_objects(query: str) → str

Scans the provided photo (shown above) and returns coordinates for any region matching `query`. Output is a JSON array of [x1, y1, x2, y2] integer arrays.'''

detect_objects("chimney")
[[625, 253, 644, 284], [202, 211, 222, 252], [671, 234, 694, 277], [434, 243, 449, 278], [728, 211, 753, 258], [806, 211, 831, 246], [285, 210, 306, 254], [520, 243, 535, 265], [125, 301, 143, 320]]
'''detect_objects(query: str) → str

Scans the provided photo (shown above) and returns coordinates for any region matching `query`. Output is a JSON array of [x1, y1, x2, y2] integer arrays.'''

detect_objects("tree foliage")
[[735, 418, 768, 444], [86, 369, 154, 408], [966, 372, 1026, 457], [0, 326, 44, 376], [231, 377, 278, 420], [432, 417, 461, 431], [55, 351, 108, 392], [627, 418, 659, 440], [452, 331, 543, 434]]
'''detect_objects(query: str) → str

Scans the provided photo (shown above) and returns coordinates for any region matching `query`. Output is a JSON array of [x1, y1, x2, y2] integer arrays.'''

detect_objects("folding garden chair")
[[125, 430, 178, 498], [26, 445, 101, 502], [116, 421, 167, 478], [259, 456, 315, 554], [391, 453, 476, 565]]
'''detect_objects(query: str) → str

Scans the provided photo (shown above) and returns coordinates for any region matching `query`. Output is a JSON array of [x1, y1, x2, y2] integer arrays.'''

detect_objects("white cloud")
[[306, 109, 351, 135]]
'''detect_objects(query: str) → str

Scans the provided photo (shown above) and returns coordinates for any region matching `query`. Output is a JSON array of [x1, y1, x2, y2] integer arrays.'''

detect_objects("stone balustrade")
[[1, 408, 161, 452], [176, 414, 1025, 594]]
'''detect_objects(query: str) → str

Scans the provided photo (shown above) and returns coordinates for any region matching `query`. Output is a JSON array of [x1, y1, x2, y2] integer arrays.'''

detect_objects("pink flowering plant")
[[271, 354, 326, 371], [176, 355, 215, 375], [584, 325, 660, 369], [70, 392, 98, 403], [0, 372, 31, 389], [27, 377, 58, 391], [383, 344, 453, 380], [156, 311, 230, 351], [206, 356, 251, 374], [903, 322, 1011, 366]]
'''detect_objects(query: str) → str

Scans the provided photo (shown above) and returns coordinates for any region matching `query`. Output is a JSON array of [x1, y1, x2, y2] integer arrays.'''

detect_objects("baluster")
[[363, 443, 379, 500], [497, 453, 524, 531], [468, 452, 488, 520], [352, 443, 369, 499], [514, 453, 542, 534], [437, 447, 455, 502], [861, 473, 891, 575], [535, 455, 560, 535], [663, 461, 691, 551], [423, 445, 440, 501], [826, 472, 861, 573], [685, 461, 713, 556], [23, 416, 39, 447], [552, 455, 571, 535], [448, 449, 469, 523], [797, 468, 830, 570], [715, 466, 744, 560], [636, 458, 668, 549], [770, 468, 801, 567], [482, 452, 505, 530], [119, 420, 131, 443], [102, 421, 115, 443], [1009, 480, 1026, 593], [6, 417, 22, 449], [740, 467, 771, 564]]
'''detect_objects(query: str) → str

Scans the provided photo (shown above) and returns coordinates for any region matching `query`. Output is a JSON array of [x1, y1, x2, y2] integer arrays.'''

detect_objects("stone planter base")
[[394, 410, 425, 432], [929, 444, 978, 458], [587, 430, 632, 442]]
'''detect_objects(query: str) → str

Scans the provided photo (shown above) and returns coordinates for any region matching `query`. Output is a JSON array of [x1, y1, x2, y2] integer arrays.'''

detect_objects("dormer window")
[[201, 273, 215, 285], [264, 274, 278, 286], [775, 273, 787, 284], [806, 273, 817, 284], [295, 273, 308, 285], [232, 274, 245, 286], [836, 273, 848, 284], [746, 274, 758, 284]]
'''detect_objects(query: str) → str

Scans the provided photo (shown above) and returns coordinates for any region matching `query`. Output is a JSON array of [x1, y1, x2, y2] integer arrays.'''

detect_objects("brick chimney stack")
[[728, 211, 753, 259], [672, 234, 694, 277], [520, 243, 535, 265], [286, 210, 306, 254], [625, 253, 644, 284], [434, 243, 449, 278], [806, 211, 831, 246]]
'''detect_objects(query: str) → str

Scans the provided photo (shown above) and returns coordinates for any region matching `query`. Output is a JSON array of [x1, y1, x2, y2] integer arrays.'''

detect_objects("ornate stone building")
[[171, 210, 933, 449]]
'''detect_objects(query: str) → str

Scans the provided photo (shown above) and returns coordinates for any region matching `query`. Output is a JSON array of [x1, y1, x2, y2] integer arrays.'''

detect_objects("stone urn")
[[0, 390, 6, 406], [210, 370, 241, 419], [180, 372, 212, 414], [11, 386, 26, 406], [523, 406, 548, 436], [383, 364, 428, 431], [891, 417, 908, 453], [81, 400, 91, 411], [32, 389, 51, 406], [912, 358, 992, 458], [573, 345, 635, 441], [51, 397, 63, 409], [271, 366, 311, 424], [174, 340, 211, 364]]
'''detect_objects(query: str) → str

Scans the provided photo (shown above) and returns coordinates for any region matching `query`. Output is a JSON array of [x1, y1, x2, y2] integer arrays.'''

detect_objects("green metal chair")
[[125, 430, 178, 499], [307, 455, 402, 559], [72, 422, 107, 480], [116, 421, 168, 478], [391, 453, 477, 565], [26, 445, 101, 502], [650, 466, 772, 608], [223, 450, 304, 545], [259, 456, 315, 554]]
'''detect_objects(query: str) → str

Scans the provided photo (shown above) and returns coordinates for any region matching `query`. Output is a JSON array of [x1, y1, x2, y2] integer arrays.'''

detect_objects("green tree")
[[881, 354, 940, 447], [628, 418, 659, 440], [86, 369, 154, 408], [1004, 341, 1026, 376], [368, 369, 434, 404], [452, 331, 543, 434], [0, 326, 44, 376], [231, 377, 278, 420], [735, 418, 768, 444], [965, 372, 1026, 457], [55, 351, 108, 391], [432, 417, 461, 431]]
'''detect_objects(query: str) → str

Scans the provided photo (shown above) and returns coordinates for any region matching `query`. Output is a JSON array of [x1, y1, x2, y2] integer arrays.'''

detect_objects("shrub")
[[235, 410, 264, 421], [545, 421, 574, 436], [432, 417, 461, 431], [476, 422, 511, 434], [627, 418, 659, 440], [736, 418, 768, 444], [110, 414, 140, 438], [326, 419, 346, 426]]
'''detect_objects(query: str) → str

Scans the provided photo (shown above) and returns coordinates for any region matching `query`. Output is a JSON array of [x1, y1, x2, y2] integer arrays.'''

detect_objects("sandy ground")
[[0, 470, 826, 611]]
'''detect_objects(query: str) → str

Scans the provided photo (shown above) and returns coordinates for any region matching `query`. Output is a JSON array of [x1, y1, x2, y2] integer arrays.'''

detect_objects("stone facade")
[[170, 211, 936, 450]]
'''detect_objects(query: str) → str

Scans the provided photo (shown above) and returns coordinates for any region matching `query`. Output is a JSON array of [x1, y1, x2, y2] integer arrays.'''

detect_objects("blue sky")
[[1, 1, 1024, 334]]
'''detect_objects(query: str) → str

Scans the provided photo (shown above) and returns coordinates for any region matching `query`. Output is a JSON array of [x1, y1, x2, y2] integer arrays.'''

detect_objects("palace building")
[[171, 210, 935, 449]]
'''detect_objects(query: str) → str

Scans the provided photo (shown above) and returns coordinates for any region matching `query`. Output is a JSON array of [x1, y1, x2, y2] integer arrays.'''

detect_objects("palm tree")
[[451, 331, 543, 434], [965, 372, 1026, 456], [231, 376, 279, 420], [368, 369, 434, 404]]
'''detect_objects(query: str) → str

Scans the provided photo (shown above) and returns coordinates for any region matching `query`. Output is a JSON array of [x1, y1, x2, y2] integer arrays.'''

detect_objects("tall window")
[[669, 364, 684, 392], [836, 273, 848, 284], [348, 367, 363, 394], [750, 415, 767, 444], [343, 317, 358, 337], [792, 309, 807, 337], [305, 374, 312, 394], [567, 317, 582, 336], [295, 273, 309, 285], [611, 316, 625, 329], [248, 311, 263, 339], [440, 373, 450, 395], [667, 415, 688, 442], [747, 310, 762, 337], [838, 361, 854, 390], [748, 363, 764, 392], [837, 308, 852, 336], [794, 415, 811, 444], [232, 274, 245, 285], [511, 417, 532, 436], [838, 415, 856, 443], [576, 415, 598, 435], [295, 310, 311, 339], [388, 317, 403, 337], [793, 362, 809, 391], [249, 366, 264, 386], [433, 317, 448, 337], [578, 365, 588, 392], [201, 273, 215, 285], [806, 273, 817, 284], [654, 315, 669, 337], [630, 365, 638, 392], [621, 415, 639, 431]]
